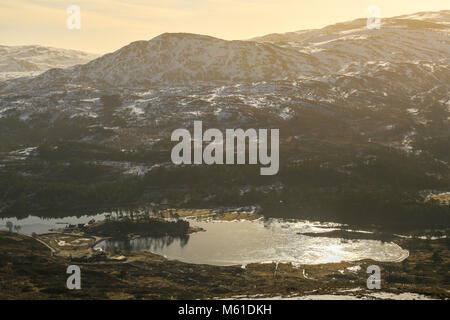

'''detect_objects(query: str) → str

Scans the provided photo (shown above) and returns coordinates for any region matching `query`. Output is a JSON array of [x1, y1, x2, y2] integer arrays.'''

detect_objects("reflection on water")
[[98, 235, 190, 252], [95, 219, 409, 266]]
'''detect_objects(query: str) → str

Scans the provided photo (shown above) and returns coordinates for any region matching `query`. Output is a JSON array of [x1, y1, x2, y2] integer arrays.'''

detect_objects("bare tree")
[[6, 221, 13, 232], [13, 225, 21, 233]]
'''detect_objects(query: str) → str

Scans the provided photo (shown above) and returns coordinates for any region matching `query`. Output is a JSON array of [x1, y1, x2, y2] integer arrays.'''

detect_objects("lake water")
[[1, 215, 409, 267], [0, 214, 107, 235], [95, 219, 409, 266]]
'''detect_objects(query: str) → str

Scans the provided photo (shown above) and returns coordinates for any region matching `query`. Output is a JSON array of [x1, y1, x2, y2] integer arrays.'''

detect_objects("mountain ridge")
[[0, 45, 98, 73], [1, 10, 448, 91]]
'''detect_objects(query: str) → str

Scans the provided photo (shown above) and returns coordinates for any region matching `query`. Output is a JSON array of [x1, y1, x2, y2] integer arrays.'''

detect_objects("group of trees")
[[4, 221, 21, 233], [86, 218, 190, 239]]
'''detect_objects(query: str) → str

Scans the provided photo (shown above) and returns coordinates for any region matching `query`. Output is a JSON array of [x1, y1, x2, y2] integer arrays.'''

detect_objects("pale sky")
[[0, 0, 448, 54]]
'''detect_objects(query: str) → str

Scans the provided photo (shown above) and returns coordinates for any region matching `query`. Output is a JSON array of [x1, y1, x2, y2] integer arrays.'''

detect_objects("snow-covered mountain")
[[0, 10, 447, 98], [251, 10, 449, 74], [77, 33, 325, 85], [11, 33, 324, 88], [1, 10, 448, 91], [0, 45, 98, 74]]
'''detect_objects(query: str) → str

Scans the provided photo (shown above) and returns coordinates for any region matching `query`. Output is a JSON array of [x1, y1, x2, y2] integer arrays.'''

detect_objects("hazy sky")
[[0, 0, 448, 54]]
